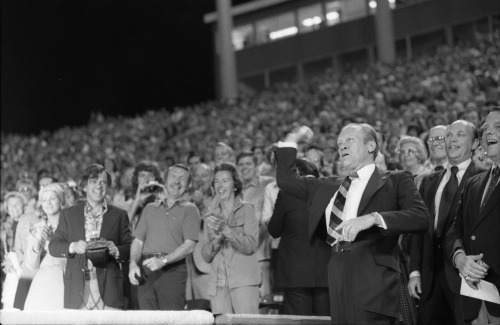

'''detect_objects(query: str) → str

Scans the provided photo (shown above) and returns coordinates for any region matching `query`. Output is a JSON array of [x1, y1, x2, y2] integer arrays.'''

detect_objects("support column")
[[216, 0, 238, 99], [374, 0, 395, 65]]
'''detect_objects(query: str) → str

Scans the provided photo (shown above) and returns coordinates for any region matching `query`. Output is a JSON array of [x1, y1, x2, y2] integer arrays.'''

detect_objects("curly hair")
[[131, 161, 163, 192], [213, 163, 243, 197]]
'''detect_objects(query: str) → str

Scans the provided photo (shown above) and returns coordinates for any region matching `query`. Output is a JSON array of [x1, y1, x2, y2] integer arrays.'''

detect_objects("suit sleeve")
[[379, 171, 430, 235], [116, 210, 132, 262], [275, 147, 317, 201], [48, 208, 74, 258], [409, 175, 428, 273], [268, 191, 285, 239]]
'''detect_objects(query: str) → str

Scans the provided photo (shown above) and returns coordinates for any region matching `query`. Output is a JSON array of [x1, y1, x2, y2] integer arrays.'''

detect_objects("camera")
[[141, 182, 163, 194]]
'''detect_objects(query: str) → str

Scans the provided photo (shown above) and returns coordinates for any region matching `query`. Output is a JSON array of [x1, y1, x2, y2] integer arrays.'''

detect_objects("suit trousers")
[[328, 251, 396, 325], [283, 287, 330, 316], [138, 260, 187, 310], [417, 245, 463, 325]]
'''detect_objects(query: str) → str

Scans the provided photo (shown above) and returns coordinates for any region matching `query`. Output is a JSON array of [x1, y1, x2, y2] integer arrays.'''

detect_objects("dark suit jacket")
[[268, 190, 330, 288], [410, 163, 481, 299], [276, 147, 429, 318], [49, 202, 132, 309], [446, 168, 500, 320]]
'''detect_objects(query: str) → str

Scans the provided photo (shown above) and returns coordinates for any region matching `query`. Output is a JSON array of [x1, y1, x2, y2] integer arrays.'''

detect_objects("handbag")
[[85, 238, 109, 268]]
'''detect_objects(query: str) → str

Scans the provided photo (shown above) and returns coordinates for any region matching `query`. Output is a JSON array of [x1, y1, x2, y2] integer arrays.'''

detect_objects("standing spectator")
[[408, 120, 481, 325], [447, 109, 500, 324], [424, 125, 449, 172], [276, 125, 428, 324], [268, 158, 330, 316], [397, 136, 430, 189], [24, 183, 67, 310], [1, 192, 27, 309], [201, 163, 260, 314], [236, 151, 274, 301], [129, 164, 200, 310], [49, 164, 132, 310]]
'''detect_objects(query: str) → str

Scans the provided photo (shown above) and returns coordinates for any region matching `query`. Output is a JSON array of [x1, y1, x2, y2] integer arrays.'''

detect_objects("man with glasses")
[[425, 125, 449, 172], [408, 120, 481, 324]]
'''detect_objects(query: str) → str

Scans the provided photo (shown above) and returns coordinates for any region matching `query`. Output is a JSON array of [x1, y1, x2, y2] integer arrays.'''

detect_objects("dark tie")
[[481, 166, 500, 210], [435, 165, 444, 172], [436, 166, 458, 237], [326, 172, 358, 245]]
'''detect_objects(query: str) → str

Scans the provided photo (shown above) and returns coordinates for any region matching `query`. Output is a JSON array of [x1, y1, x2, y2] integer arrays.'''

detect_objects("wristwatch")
[[161, 256, 168, 265]]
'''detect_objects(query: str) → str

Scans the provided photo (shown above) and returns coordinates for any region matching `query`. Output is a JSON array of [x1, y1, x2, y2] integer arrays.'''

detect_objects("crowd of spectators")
[[1, 30, 499, 314]]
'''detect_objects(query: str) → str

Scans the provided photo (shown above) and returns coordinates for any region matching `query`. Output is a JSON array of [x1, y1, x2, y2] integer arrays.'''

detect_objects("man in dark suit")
[[408, 120, 481, 324], [268, 158, 330, 316], [276, 124, 429, 324], [50, 164, 132, 309], [447, 109, 500, 324]]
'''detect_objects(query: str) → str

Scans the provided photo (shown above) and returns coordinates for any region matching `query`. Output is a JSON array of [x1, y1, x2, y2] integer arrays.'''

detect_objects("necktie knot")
[[450, 166, 458, 176], [349, 172, 359, 179]]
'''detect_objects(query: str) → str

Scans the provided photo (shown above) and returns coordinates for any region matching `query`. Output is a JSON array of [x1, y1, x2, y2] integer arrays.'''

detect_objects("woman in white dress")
[[24, 183, 67, 310]]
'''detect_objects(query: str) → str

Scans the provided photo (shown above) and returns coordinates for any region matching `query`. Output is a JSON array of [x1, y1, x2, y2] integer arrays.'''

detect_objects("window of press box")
[[298, 3, 324, 33], [232, 24, 255, 50], [255, 11, 297, 44]]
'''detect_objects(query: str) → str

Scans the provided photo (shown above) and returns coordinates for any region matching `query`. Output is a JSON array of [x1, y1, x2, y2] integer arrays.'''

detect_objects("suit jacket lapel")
[[99, 207, 113, 239], [429, 171, 445, 228], [476, 169, 500, 228], [75, 203, 86, 240], [358, 167, 389, 215]]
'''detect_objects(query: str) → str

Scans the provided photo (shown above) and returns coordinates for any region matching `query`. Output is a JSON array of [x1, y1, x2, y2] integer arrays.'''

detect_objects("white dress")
[[23, 221, 66, 310]]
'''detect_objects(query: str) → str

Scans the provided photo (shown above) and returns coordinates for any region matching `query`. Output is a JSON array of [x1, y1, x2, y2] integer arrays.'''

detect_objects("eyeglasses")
[[427, 136, 445, 144], [397, 148, 418, 157]]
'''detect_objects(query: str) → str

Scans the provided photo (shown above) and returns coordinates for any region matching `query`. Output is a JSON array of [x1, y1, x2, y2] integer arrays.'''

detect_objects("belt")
[[142, 252, 168, 259], [332, 240, 352, 253]]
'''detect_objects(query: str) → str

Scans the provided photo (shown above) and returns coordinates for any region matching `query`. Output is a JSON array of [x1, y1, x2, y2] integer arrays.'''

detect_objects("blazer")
[[275, 147, 429, 318], [410, 163, 481, 299], [49, 202, 132, 309], [446, 168, 500, 320], [268, 190, 330, 288], [201, 198, 261, 296]]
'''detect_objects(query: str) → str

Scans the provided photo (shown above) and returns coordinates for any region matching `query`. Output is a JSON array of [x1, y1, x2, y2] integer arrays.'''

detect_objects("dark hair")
[[236, 150, 257, 165], [187, 151, 203, 164], [131, 161, 163, 192], [164, 163, 192, 185], [213, 163, 243, 197], [80, 164, 112, 189], [296, 158, 320, 178]]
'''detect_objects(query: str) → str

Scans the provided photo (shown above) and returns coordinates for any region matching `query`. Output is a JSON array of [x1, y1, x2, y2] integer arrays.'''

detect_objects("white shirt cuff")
[[452, 249, 465, 268], [409, 271, 421, 278], [277, 141, 298, 149], [373, 212, 387, 229]]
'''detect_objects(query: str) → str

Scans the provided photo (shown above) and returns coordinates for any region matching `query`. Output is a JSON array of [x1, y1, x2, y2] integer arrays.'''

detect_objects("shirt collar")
[[85, 200, 108, 215], [355, 164, 376, 180], [450, 158, 471, 173], [244, 176, 260, 189]]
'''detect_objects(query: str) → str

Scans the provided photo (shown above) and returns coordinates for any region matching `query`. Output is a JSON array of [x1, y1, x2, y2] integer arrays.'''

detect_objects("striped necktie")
[[326, 172, 358, 245]]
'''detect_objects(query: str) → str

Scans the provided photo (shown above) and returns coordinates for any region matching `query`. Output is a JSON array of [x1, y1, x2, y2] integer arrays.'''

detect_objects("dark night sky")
[[1, 0, 235, 135]]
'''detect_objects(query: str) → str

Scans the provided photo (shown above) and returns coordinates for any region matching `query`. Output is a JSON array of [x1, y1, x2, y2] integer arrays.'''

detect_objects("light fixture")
[[269, 26, 298, 40]]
